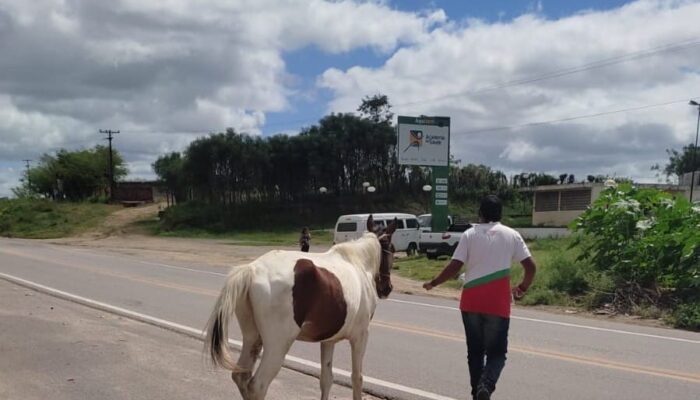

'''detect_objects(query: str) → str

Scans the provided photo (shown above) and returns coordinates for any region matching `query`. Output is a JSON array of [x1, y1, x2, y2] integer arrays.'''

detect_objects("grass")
[[394, 256, 464, 289], [139, 218, 334, 246], [0, 199, 118, 239], [394, 236, 586, 300]]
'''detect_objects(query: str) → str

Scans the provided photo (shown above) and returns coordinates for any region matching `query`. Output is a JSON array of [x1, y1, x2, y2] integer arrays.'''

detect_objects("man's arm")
[[423, 259, 463, 290], [512, 257, 536, 299]]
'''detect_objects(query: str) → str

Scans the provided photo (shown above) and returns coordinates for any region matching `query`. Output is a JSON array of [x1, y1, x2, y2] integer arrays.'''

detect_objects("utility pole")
[[689, 101, 700, 203], [22, 159, 31, 186], [100, 129, 119, 202]]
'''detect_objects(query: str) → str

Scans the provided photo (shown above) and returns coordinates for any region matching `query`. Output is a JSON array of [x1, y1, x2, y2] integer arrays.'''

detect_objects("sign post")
[[397, 115, 450, 232]]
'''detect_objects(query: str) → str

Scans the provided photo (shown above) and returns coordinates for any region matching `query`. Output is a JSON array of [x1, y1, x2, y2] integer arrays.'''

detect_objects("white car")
[[417, 213, 453, 232], [419, 222, 473, 259], [333, 213, 420, 255]]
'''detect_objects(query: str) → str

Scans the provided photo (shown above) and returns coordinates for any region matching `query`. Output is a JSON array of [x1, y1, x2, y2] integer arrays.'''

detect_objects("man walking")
[[423, 195, 536, 400]]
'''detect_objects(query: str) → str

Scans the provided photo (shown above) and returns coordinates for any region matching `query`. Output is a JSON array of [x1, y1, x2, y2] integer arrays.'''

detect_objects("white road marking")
[[0, 272, 456, 400], [387, 299, 700, 345]]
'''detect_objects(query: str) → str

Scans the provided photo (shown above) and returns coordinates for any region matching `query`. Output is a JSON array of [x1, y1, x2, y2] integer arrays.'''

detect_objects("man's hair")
[[479, 195, 502, 222]]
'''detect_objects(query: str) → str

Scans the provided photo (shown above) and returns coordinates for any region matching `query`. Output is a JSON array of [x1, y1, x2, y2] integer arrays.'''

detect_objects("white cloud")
[[320, 0, 700, 182], [0, 0, 443, 196], [0, 167, 21, 199]]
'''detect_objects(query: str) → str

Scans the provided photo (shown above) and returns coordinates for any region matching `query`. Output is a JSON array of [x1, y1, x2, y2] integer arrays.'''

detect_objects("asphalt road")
[[1, 238, 699, 400], [0, 279, 375, 400]]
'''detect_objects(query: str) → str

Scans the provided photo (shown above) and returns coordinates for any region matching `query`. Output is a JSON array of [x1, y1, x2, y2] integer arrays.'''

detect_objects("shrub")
[[572, 184, 700, 313], [668, 303, 700, 331]]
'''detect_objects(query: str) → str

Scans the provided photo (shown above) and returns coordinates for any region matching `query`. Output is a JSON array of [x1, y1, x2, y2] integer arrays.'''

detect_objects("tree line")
[[152, 96, 537, 207], [14, 146, 127, 201]]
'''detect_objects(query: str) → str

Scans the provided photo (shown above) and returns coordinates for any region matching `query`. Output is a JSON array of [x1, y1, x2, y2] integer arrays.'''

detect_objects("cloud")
[[0, 166, 21, 198], [0, 0, 443, 196], [320, 0, 700, 182]]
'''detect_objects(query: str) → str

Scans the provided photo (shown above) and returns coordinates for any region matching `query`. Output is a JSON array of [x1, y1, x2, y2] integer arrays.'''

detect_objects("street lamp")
[[689, 100, 700, 202], [422, 185, 432, 214]]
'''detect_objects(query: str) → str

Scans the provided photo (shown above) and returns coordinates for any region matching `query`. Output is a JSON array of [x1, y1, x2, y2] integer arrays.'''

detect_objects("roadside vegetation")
[[396, 185, 700, 331], [0, 198, 118, 239]]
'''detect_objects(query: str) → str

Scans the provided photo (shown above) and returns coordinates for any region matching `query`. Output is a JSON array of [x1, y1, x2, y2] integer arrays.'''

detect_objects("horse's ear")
[[385, 217, 398, 235], [366, 215, 374, 232]]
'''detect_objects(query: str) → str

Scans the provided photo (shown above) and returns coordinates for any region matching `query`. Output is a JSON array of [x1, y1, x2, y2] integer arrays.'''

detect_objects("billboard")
[[397, 116, 450, 166]]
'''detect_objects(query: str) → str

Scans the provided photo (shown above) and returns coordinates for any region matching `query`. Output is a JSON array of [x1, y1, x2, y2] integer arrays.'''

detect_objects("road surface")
[[1, 238, 698, 399]]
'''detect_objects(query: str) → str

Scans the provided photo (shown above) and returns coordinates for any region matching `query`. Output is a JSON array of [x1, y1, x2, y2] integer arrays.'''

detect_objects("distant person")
[[299, 227, 311, 252], [423, 195, 536, 400]]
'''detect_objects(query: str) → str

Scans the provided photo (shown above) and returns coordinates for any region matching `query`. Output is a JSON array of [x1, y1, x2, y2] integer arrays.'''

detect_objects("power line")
[[458, 97, 698, 135], [100, 129, 119, 201], [394, 36, 700, 108]]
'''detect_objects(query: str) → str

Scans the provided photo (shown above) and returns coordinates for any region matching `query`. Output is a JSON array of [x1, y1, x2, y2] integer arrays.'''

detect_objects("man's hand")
[[511, 285, 526, 300], [423, 282, 434, 291]]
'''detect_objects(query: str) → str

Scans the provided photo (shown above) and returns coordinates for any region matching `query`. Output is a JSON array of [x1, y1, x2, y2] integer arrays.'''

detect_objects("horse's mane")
[[330, 233, 381, 274]]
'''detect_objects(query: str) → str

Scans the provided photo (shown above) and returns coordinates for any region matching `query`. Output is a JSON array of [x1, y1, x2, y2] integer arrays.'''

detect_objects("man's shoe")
[[476, 385, 491, 400]]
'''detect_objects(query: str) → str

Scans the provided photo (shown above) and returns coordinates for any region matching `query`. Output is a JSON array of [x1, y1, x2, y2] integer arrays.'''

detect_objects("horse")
[[204, 215, 396, 400]]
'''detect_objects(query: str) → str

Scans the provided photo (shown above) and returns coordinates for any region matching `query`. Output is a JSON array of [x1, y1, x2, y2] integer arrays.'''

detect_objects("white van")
[[333, 213, 420, 255]]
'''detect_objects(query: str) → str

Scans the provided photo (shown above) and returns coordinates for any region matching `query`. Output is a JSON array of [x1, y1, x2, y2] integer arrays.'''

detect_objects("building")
[[113, 181, 165, 203], [532, 182, 690, 227]]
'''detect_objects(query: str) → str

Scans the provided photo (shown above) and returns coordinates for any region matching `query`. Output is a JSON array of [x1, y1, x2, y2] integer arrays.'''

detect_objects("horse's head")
[[367, 215, 395, 299]]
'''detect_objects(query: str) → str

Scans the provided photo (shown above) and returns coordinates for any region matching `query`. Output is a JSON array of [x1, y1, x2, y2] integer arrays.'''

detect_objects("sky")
[[1, 0, 700, 197]]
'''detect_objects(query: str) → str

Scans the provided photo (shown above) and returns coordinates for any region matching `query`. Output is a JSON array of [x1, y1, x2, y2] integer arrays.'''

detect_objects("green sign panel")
[[431, 166, 450, 232]]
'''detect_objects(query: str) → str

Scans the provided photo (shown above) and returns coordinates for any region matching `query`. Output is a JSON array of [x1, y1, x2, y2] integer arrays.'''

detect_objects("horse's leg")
[[232, 297, 261, 399], [349, 331, 369, 400], [232, 335, 261, 398], [247, 337, 294, 400], [319, 341, 335, 400]]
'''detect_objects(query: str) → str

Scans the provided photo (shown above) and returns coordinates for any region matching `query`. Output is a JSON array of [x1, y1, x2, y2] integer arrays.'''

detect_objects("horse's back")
[[246, 249, 371, 342]]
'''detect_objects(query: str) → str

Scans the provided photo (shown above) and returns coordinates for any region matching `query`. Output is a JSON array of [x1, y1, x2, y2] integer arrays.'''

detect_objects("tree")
[[153, 152, 186, 205], [661, 144, 700, 180], [21, 146, 126, 201], [357, 94, 393, 125]]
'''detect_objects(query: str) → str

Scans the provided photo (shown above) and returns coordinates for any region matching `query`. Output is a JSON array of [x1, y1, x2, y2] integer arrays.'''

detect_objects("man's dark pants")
[[461, 312, 510, 398]]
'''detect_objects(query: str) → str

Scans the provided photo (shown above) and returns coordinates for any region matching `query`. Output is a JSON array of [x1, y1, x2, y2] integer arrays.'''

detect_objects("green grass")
[[141, 219, 334, 246], [394, 237, 586, 300], [0, 199, 118, 239], [394, 256, 464, 289]]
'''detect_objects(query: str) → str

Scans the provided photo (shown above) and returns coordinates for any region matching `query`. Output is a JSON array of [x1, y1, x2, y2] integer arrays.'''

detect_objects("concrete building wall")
[[531, 182, 693, 227]]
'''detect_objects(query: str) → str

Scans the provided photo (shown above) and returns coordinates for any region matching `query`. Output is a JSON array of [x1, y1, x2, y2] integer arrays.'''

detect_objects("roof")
[[337, 213, 417, 220]]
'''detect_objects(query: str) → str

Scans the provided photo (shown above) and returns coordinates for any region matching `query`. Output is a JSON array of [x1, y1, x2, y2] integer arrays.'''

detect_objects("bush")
[[544, 252, 591, 295], [572, 184, 700, 313], [668, 303, 700, 331]]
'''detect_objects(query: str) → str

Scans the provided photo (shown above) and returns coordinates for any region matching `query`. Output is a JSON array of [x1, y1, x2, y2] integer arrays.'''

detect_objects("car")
[[417, 213, 453, 232], [419, 222, 473, 259], [333, 213, 420, 255]]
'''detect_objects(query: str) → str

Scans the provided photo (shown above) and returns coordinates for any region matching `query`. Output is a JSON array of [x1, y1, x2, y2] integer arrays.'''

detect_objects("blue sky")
[[264, 0, 637, 136]]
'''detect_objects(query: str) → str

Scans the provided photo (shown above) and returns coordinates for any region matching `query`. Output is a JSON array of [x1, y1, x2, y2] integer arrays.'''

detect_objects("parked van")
[[333, 213, 420, 255]]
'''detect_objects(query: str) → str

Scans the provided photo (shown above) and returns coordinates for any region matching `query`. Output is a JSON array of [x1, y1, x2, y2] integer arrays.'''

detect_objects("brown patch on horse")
[[292, 259, 347, 342]]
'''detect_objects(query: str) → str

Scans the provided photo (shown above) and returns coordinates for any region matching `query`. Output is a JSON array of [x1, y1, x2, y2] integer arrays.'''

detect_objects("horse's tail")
[[204, 265, 253, 370]]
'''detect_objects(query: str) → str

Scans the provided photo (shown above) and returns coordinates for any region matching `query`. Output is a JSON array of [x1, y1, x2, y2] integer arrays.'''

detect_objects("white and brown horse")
[[204, 215, 395, 400]]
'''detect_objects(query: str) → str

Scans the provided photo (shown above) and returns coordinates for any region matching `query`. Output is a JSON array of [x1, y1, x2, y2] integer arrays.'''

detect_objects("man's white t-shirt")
[[452, 222, 531, 317]]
